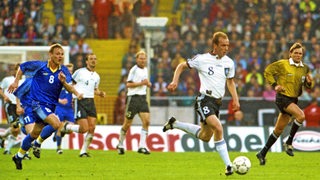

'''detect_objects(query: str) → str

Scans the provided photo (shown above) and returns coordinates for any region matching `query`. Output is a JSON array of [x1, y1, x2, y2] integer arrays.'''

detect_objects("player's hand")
[[275, 85, 285, 93], [3, 96, 10, 103], [58, 71, 66, 83], [77, 93, 84, 100], [306, 73, 313, 84], [8, 82, 18, 93], [167, 82, 177, 92], [59, 98, 68, 105], [16, 106, 24, 115], [232, 100, 240, 112], [99, 91, 106, 98]]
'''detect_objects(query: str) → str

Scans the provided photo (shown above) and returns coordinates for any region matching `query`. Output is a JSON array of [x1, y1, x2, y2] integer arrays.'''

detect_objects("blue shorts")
[[32, 101, 55, 124], [55, 106, 75, 123], [19, 106, 35, 126]]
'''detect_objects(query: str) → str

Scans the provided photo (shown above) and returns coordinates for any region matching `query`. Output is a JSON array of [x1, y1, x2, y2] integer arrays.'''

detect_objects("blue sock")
[[56, 136, 62, 147], [21, 126, 27, 135], [21, 134, 35, 151], [40, 125, 56, 141]]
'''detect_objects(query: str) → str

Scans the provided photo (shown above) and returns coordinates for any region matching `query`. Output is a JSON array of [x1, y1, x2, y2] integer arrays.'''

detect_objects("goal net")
[[0, 46, 70, 124]]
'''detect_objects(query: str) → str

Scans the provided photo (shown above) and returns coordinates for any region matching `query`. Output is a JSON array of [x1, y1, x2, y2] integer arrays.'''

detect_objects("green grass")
[[0, 149, 319, 180]]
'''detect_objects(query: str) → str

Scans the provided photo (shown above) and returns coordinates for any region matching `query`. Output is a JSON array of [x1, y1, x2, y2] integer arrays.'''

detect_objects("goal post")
[[0, 46, 70, 65]]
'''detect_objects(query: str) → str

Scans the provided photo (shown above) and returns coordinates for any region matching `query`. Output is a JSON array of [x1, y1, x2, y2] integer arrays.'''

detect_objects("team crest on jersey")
[[43, 72, 48, 75], [224, 68, 230, 76]]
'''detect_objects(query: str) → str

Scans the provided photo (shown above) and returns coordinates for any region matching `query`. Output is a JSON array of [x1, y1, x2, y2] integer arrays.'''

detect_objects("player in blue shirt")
[[33, 63, 76, 155], [9, 43, 82, 170]]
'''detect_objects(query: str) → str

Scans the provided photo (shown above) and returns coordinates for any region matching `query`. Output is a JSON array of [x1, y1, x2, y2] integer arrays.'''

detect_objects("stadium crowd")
[[0, 0, 319, 101]]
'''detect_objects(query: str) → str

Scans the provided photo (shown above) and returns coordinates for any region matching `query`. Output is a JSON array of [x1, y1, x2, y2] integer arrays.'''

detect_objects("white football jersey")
[[0, 76, 24, 104], [72, 67, 100, 98], [187, 53, 235, 98], [127, 65, 148, 96]]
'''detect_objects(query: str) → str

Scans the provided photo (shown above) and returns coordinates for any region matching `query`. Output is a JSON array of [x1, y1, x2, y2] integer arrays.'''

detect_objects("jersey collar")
[[289, 58, 304, 67]]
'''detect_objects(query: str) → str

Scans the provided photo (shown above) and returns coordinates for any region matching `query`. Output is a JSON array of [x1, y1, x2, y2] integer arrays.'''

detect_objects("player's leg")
[[79, 116, 96, 157], [33, 125, 56, 158], [137, 112, 150, 154], [283, 103, 305, 156], [257, 113, 290, 165], [206, 114, 233, 176], [116, 117, 133, 155], [12, 123, 44, 170]]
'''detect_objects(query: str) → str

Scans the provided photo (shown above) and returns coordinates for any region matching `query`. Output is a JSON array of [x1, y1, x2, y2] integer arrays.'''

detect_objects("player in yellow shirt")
[[256, 42, 314, 165]]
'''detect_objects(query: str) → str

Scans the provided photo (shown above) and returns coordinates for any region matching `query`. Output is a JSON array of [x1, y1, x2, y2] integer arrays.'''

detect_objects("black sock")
[[286, 119, 302, 145], [260, 132, 278, 156]]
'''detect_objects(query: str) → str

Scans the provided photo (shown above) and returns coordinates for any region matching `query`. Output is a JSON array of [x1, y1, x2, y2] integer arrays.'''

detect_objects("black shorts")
[[74, 98, 97, 120], [275, 93, 298, 115], [194, 94, 222, 123], [125, 95, 149, 119], [4, 103, 18, 124]]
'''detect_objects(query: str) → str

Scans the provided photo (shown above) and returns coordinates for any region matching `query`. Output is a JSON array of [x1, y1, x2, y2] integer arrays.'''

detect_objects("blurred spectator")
[[70, 38, 92, 56], [303, 98, 320, 127], [243, 74, 263, 97], [113, 89, 126, 125], [299, 0, 317, 13], [72, 0, 92, 37], [93, 0, 113, 39], [132, 0, 153, 17], [52, 0, 64, 21], [152, 75, 168, 96], [69, 17, 86, 38], [37, 16, 54, 39], [262, 84, 276, 101], [227, 99, 244, 126], [108, 2, 122, 39], [23, 25, 37, 45], [118, 75, 128, 93], [27, 2, 41, 24], [0, 28, 8, 45]]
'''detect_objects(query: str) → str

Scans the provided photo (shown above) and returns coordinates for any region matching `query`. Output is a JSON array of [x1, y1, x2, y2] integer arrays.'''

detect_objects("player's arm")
[[8, 67, 23, 93], [58, 72, 83, 99], [127, 79, 151, 88], [16, 97, 24, 115], [226, 78, 240, 112], [167, 62, 189, 92]]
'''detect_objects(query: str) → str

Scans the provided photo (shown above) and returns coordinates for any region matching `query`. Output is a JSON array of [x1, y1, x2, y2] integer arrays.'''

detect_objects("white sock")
[[139, 129, 148, 148], [80, 133, 93, 154], [215, 139, 232, 167], [174, 121, 201, 138], [66, 124, 80, 132], [2, 128, 11, 138], [6, 135, 16, 151], [118, 128, 126, 147]]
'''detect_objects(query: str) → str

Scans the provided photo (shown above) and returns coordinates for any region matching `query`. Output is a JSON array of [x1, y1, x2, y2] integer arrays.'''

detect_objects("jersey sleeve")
[[72, 69, 80, 83], [264, 60, 281, 87], [227, 59, 235, 78], [20, 61, 44, 74], [187, 55, 200, 69], [61, 66, 72, 83]]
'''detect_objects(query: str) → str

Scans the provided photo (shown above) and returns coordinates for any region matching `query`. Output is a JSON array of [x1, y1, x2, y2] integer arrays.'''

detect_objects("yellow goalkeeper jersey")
[[264, 58, 314, 98]]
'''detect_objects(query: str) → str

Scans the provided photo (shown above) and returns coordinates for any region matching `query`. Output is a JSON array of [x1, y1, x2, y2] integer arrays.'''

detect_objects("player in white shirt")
[[163, 32, 240, 176], [60, 53, 106, 157], [0, 63, 23, 155], [116, 50, 152, 155]]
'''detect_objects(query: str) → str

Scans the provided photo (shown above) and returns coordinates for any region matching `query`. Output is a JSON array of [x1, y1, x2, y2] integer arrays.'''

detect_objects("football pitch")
[[0, 149, 319, 180]]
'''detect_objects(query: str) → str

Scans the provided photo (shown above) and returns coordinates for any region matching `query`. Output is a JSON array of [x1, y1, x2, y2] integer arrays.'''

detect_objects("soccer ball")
[[232, 156, 251, 175]]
